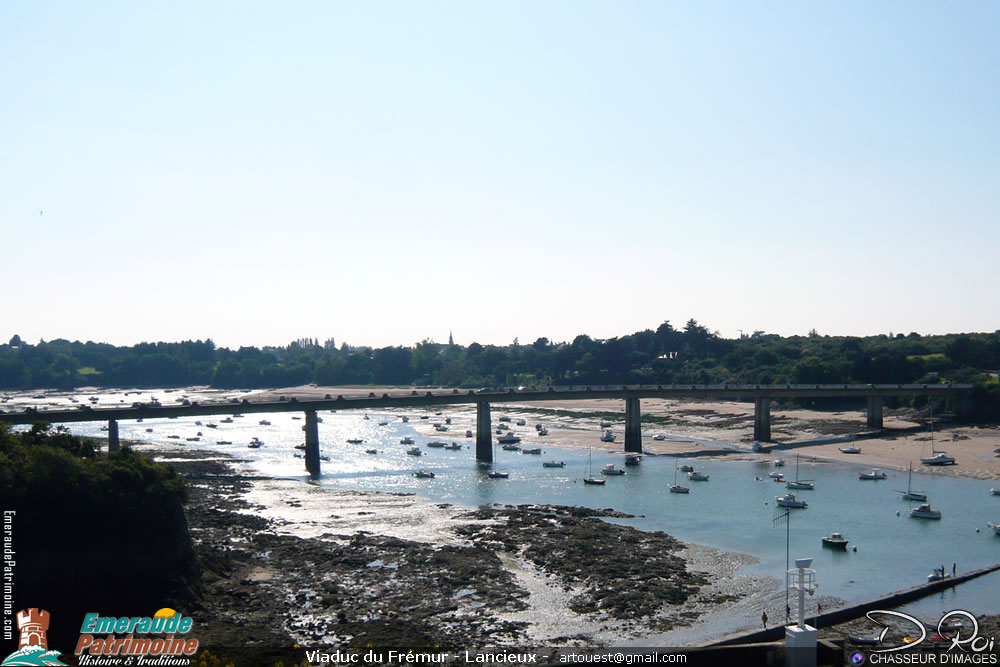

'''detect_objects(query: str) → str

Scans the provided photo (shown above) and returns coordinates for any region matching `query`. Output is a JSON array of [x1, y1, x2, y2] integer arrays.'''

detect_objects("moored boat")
[[488, 470, 510, 479], [859, 469, 888, 480], [600, 431, 616, 443], [521, 447, 542, 455], [687, 470, 709, 481], [413, 470, 435, 478], [498, 433, 521, 445], [400, 436, 415, 445], [776, 493, 808, 509], [601, 464, 625, 476], [542, 461, 566, 468], [624, 454, 641, 466], [839, 446, 861, 454], [822, 532, 849, 549], [406, 447, 422, 456], [909, 503, 942, 520]]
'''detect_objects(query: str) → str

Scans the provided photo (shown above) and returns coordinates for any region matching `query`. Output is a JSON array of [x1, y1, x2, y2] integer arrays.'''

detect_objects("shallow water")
[[26, 389, 1000, 636]]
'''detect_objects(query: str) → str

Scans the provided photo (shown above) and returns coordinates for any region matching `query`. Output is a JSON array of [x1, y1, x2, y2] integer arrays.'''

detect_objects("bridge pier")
[[304, 410, 320, 477], [108, 419, 120, 453], [624, 397, 642, 453], [753, 398, 771, 441], [476, 402, 493, 463], [866, 396, 883, 429]]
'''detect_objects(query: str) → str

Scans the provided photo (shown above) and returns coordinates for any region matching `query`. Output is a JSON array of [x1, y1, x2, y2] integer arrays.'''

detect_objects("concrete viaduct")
[[0, 384, 972, 476]]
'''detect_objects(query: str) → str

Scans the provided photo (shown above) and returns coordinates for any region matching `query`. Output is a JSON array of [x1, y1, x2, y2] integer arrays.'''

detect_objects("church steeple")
[[448, 330, 454, 346]]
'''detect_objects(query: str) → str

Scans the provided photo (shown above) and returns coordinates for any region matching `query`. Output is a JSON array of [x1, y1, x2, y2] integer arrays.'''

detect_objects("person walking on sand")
[[762, 611, 768, 629], [953, 563, 957, 577]]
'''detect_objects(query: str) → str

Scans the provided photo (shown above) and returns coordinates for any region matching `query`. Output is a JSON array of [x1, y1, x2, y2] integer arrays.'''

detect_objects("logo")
[[1, 608, 66, 666], [860, 609, 996, 654], [74, 607, 199, 662], [849, 652, 866, 665]]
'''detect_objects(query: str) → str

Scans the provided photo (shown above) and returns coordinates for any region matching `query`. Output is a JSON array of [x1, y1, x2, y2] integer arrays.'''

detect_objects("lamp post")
[[785, 557, 818, 667]]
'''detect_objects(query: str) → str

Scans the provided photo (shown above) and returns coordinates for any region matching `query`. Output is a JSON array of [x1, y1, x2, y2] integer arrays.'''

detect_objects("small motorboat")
[[186, 437, 201, 442], [406, 447, 422, 456], [488, 471, 510, 479], [653, 434, 667, 441], [206, 423, 218, 429], [319, 455, 330, 462], [990, 522, 1000, 536], [538, 427, 549, 436], [751, 441, 764, 453], [775, 493, 808, 509], [624, 454, 641, 466], [465, 430, 474, 437], [822, 532, 849, 549], [768, 471, 785, 480], [600, 431, 616, 443], [145, 428, 153, 433], [413, 470, 435, 478], [848, 635, 881, 646], [774, 459, 786, 467], [542, 461, 566, 468], [259, 420, 271, 426], [435, 425, 449, 432], [498, 433, 521, 445], [859, 469, 887, 480], [910, 503, 942, 520], [498, 416, 512, 422], [248, 437, 263, 449], [927, 566, 951, 582], [678, 464, 694, 473], [600, 421, 612, 428], [365, 449, 378, 454], [501, 444, 521, 451], [687, 471, 710, 481], [521, 447, 542, 455], [516, 419, 526, 426], [216, 440, 232, 445], [426, 441, 446, 448], [294, 443, 306, 450], [444, 442, 463, 450], [346, 438, 364, 444], [221, 417, 234, 423], [991, 488, 1000, 496], [839, 446, 862, 454], [378, 421, 389, 426], [601, 464, 625, 476], [400, 436, 415, 445]]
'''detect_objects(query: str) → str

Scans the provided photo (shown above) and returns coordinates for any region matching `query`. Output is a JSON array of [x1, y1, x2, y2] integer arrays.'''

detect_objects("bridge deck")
[[0, 384, 972, 426]]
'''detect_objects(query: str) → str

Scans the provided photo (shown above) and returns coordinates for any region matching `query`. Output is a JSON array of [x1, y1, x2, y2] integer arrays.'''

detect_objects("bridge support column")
[[476, 402, 493, 463], [753, 397, 771, 442], [304, 410, 321, 477], [625, 397, 642, 453], [866, 396, 883, 429], [108, 419, 120, 453]]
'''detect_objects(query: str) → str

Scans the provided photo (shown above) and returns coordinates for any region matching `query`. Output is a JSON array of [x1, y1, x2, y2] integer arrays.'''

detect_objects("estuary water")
[[21, 389, 1000, 636]]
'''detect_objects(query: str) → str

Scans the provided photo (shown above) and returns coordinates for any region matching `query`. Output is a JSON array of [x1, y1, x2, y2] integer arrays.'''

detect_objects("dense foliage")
[[1, 424, 196, 647], [2, 323, 999, 392]]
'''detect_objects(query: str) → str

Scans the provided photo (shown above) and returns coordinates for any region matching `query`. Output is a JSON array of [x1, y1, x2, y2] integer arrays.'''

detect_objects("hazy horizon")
[[3, 2, 998, 350]]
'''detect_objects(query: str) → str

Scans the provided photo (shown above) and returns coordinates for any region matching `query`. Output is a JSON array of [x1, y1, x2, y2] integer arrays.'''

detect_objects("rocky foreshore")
[[154, 446, 769, 659]]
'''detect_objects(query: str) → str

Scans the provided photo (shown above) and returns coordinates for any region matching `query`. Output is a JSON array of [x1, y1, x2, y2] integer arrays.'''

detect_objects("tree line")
[[2, 322, 999, 396]]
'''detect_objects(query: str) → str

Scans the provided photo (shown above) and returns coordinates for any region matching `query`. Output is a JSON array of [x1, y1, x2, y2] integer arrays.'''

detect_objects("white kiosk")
[[785, 557, 818, 667]]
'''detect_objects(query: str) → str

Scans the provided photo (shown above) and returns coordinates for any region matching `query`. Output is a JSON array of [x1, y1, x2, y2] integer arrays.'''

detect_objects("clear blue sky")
[[3, 1, 998, 349]]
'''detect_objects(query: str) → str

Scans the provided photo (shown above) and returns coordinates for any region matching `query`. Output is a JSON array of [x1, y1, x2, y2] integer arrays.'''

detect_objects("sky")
[[2, 1, 998, 350]]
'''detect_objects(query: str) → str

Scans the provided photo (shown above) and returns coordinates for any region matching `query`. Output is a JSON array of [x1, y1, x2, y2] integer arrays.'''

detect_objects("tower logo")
[[1, 608, 65, 666]]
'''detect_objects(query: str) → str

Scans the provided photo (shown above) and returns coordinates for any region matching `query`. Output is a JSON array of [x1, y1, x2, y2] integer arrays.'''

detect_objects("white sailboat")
[[786, 455, 815, 490], [921, 409, 956, 466], [898, 462, 927, 501], [669, 458, 689, 494], [584, 445, 605, 485]]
